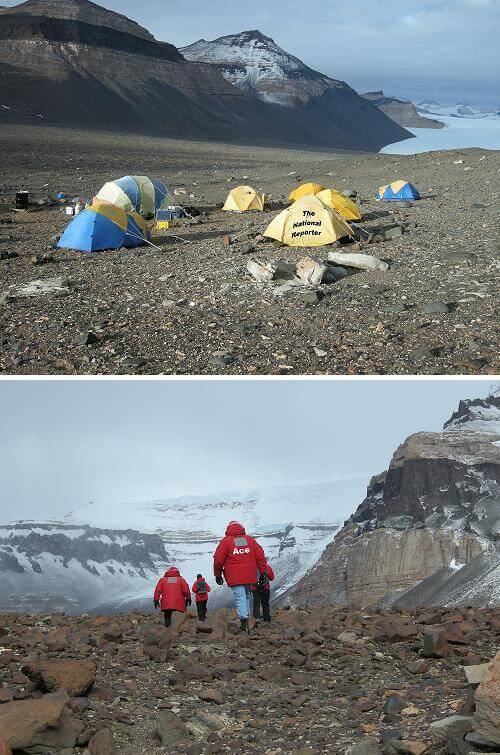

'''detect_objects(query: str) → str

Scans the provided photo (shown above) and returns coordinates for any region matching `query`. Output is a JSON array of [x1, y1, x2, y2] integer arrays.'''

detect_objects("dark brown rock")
[[422, 631, 453, 658], [88, 726, 116, 754]]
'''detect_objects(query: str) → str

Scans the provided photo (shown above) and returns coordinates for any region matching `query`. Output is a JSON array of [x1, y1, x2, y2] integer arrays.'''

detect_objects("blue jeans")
[[231, 585, 251, 619]]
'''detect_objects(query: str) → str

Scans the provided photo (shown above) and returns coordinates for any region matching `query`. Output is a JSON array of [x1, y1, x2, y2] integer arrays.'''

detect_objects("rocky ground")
[[0, 605, 499, 754], [0, 125, 498, 375]]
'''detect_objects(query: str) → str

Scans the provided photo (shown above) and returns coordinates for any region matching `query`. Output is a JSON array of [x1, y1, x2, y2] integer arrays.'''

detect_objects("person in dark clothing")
[[192, 573, 211, 622], [252, 562, 275, 624]]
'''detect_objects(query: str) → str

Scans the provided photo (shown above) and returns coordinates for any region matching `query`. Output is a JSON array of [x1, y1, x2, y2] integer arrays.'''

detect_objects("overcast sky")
[[4, 0, 497, 105], [0, 379, 493, 524]]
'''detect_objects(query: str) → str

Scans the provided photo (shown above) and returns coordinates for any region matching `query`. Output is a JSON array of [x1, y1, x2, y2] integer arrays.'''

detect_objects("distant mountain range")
[[0, 480, 362, 613], [287, 387, 500, 610], [0, 3, 410, 150], [417, 100, 499, 120]]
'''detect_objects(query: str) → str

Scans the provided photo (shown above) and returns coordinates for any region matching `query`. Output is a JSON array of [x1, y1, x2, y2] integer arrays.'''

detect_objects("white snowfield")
[[416, 100, 498, 120], [382, 113, 500, 154], [0, 480, 366, 613]]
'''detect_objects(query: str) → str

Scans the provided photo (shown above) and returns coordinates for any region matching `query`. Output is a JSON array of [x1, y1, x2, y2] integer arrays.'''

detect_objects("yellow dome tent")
[[223, 185, 265, 212], [264, 195, 352, 248], [288, 182, 324, 203], [316, 189, 361, 221]]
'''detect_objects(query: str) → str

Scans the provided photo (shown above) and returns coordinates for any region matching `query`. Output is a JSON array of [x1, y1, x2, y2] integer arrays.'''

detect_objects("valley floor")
[[0, 126, 498, 375]]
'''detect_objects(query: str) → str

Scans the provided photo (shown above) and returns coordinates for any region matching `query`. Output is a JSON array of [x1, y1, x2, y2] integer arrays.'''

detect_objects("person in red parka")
[[192, 573, 211, 622], [213, 520, 268, 633], [251, 562, 275, 625], [153, 567, 191, 628]]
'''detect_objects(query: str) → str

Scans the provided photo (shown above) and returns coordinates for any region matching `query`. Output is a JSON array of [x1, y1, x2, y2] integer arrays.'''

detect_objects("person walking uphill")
[[213, 520, 268, 633], [153, 567, 191, 628], [252, 562, 275, 625], [192, 573, 211, 622]]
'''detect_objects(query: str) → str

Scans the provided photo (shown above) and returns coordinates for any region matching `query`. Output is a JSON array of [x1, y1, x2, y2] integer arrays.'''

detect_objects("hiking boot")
[[240, 618, 250, 634]]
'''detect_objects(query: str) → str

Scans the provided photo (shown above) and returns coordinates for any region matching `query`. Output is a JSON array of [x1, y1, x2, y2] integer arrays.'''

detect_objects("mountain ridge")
[[0, 4, 410, 150]]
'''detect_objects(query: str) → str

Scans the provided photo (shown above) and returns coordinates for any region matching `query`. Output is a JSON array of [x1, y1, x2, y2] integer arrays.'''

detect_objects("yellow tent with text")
[[222, 185, 265, 212], [316, 189, 361, 221], [264, 195, 352, 248], [288, 182, 324, 203]]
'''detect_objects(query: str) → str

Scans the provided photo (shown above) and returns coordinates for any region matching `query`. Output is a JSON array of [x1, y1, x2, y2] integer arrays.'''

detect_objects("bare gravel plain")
[[0, 125, 498, 375]]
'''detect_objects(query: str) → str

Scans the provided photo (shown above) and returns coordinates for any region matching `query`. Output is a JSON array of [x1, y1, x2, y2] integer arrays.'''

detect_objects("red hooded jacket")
[[251, 562, 275, 592], [213, 521, 267, 587], [192, 577, 211, 603], [154, 567, 191, 612]]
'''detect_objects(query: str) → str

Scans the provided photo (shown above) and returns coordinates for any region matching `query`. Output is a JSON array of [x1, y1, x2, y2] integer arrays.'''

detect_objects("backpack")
[[197, 579, 207, 595]]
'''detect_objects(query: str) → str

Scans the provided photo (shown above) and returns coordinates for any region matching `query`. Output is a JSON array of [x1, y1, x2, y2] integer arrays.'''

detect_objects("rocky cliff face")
[[287, 388, 500, 609], [362, 91, 444, 129], [0, 3, 410, 150], [0, 523, 169, 613]]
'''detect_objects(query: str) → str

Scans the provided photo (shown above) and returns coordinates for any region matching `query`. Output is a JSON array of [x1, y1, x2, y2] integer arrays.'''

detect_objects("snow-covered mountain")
[[416, 100, 499, 120], [180, 30, 410, 151], [181, 29, 331, 107], [0, 480, 361, 614], [288, 386, 500, 609]]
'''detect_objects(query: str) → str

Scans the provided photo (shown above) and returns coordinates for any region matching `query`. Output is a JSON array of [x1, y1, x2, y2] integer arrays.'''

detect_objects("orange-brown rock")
[[0, 690, 68, 749], [22, 658, 96, 696], [474, 651, 500, 745]]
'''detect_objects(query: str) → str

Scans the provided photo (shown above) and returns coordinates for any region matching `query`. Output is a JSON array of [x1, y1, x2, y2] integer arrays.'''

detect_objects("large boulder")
[[155, 710, 191, 747], [0, 690, 69, 750], [22, 658, 96, 696], [475, 652, 500, 745], [88, 727, 116, 754], [429, 715, 475, 745]]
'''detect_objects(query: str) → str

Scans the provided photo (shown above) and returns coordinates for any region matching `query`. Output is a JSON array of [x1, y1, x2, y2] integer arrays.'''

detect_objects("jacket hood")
[[165, 567, 180, 577], [225, 521, 246, 536]]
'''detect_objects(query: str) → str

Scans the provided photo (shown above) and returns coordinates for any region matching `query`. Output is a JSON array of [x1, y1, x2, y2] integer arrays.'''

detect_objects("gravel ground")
[[1, 606, 499, 754], [0, 125, 498, 375]]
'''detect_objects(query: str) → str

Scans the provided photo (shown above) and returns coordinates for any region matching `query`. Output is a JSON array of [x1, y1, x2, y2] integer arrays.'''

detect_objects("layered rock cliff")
[[362, 91, 444, 129], [0, 3, 411, 150], [286, 388, 500, 609]]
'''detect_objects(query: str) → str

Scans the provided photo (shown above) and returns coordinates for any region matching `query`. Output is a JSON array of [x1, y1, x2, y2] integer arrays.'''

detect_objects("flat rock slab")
[[328, 251, 389, 271], [5, 277, 74, 298]]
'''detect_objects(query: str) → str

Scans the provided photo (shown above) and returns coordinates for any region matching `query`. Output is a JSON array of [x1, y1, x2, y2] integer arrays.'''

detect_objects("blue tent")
[[57, 201, 148, 253], [376, 181, 420, 201]]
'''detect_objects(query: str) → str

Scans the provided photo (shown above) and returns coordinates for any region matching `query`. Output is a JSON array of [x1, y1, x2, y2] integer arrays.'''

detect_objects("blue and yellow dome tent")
[[376, 180, 420, 201], [57, 200, 148, 253], [95, 175, 170, 217]]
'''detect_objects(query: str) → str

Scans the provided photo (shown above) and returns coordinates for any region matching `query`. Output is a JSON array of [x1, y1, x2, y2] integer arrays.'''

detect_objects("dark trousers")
[[252, 589, 271, 622], [163, 609, 174, 627], [196, 601, 208, 622]]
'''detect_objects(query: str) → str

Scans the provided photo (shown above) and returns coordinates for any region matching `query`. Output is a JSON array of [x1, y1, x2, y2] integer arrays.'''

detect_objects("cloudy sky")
[[4, 0, 496, 105], [0, 379, 493, 524]]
